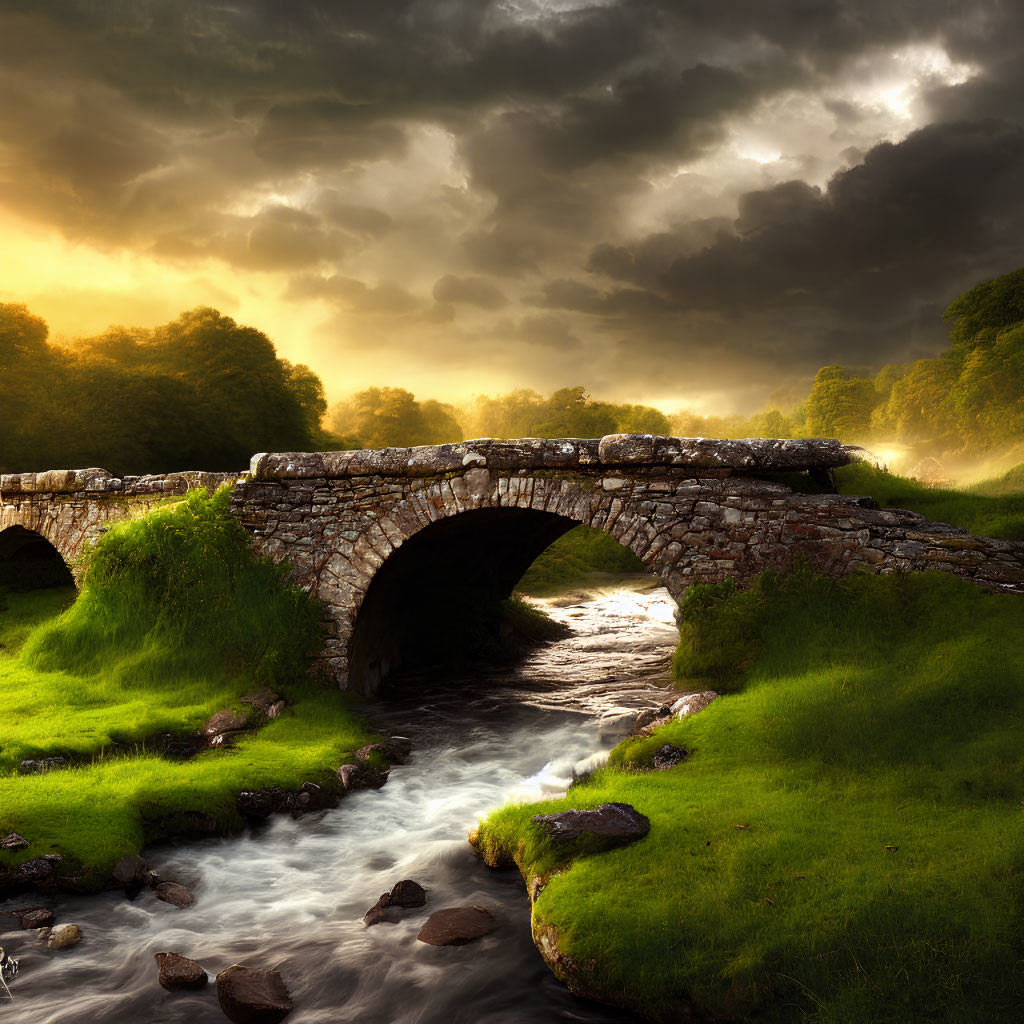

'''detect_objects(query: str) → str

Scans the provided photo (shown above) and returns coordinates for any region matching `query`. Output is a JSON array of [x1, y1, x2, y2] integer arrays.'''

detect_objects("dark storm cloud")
[[2, 0, 1024, 400], [592, 118, 1024, 340], [531, 278, 673, 316]]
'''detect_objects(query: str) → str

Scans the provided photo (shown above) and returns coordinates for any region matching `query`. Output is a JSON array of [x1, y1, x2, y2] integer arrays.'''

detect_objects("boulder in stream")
[[532, 803, 650, 844], [363, 879, 428, 926], [416, 906, 496, 946], [155, 951, 208, 990], [19, 908, 54, 929], [337, 762, 388, 792], [47, 923, 82, 949], [216, 964, 293, 1024], [113, 854, 151, 888], [154, 881, 194, 908]]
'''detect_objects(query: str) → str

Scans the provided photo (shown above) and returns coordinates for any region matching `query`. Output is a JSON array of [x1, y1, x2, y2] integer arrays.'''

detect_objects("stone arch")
[[338, 471, 667, 694], [0, 525, 75, 590]]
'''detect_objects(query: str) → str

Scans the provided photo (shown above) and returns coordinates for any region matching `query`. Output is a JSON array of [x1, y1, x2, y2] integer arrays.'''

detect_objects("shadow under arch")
[[0, 525, 75, 591], [347, 506, 584, 695]]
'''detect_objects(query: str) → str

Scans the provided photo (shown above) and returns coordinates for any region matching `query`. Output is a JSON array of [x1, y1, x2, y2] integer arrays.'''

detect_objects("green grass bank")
[[472, 568, 1024, 1023], [0, 488, 376, 887], [835, 461, 1024, 540]]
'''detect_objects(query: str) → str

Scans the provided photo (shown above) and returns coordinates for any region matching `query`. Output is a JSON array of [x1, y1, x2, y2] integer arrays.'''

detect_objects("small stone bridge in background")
[[2, 436, 1023, 692]]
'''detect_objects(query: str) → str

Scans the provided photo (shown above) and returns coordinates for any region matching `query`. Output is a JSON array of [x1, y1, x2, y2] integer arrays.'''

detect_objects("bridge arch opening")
[[347, 506, 656, 695], [0, 526, 74, 591]]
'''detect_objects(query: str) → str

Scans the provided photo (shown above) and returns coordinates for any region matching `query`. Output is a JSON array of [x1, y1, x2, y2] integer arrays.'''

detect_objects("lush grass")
[[0, 488, 375, 879], [967, 462, 1024, 497], [835, 462, 1024, 540], [473, 570, 1024, 1023], [518, 524, 648, 595]]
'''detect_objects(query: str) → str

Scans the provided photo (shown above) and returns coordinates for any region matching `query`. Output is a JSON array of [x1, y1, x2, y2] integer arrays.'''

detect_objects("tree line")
[[3, 265, 1022, 475], [0, 305, 343, 475]]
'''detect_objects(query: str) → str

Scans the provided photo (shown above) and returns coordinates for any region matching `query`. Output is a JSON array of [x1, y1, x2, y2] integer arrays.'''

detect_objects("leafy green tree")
[[0, 305, 339, 475], [613, 404, 672, 435], [328, 387, 465, 448], [804, 365, 880, 439]]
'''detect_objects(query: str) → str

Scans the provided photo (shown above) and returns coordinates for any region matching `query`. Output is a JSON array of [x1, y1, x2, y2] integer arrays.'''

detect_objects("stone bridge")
[[2, 435, 1023, 693]]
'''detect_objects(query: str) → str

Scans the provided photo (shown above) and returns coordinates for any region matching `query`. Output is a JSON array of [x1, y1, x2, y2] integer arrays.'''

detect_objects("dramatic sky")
[[2, 1, 1023, 411]]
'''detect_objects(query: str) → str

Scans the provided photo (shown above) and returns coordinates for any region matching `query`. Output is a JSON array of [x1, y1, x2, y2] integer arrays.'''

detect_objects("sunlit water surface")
[[1, 583, 679, 1023]]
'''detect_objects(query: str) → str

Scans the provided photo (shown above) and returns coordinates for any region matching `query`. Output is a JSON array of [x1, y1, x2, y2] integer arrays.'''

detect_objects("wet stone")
[[532, 803, 650, 844], [47, 923, 82, 949], [364, 879, 428, 926], [337, 762, 388, 791], [155, 951, 208, 991], [216, 964, 294, 1024], [20, 908, 54, 929], [416, 906, 497, 946], [154, 882, 194, 908], [113, 854, 150, 887], [18, 855, 61, 883]]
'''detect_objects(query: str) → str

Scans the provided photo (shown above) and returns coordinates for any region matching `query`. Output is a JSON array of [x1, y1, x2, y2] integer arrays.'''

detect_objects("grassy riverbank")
[[835, 462, 1024, 540], [473, 569, 1024, 1023], [0, 488, 375, 885]]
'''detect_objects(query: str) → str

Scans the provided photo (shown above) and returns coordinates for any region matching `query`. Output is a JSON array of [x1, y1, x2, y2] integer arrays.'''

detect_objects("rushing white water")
[[0, 583, 679, 1024]]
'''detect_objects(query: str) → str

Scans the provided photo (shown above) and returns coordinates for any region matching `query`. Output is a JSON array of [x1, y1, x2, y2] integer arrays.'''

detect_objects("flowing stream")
[[1, 581, 680, 1024]]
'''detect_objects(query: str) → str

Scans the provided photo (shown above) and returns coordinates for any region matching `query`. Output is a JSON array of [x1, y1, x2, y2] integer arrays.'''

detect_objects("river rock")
[[652, 744, 688, 770], [337, 762, 388, 792], [532, 803, 650, 843], [47, 923, 82, 949], [203, 709, 252, 743], [0, 833, 29, 851], [670, 690, 718, 719], [416, 906, 496, 946], [216, 965, 293, 1024], [632, 705, 673, 733], [155, 951, 208, 991], [17, 854, 61, 883], [355, 736, 412, 765], [113, 854, 151, 887], [363, 879, 428, 925], [388, 879, 427, 908], [154, 882, 194, 908], [237, 787, 284, 820], [20, 908, 54, 929]]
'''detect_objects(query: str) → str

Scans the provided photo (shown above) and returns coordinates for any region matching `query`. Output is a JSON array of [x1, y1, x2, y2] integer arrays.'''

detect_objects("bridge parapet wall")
[[0, 468, 237, 570], [233, 437, 1024, 687], [3, 437, 1023, 691]]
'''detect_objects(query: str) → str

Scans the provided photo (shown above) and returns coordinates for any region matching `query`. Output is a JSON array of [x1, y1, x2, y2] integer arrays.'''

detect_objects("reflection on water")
[[0, 583, 679, 1024]]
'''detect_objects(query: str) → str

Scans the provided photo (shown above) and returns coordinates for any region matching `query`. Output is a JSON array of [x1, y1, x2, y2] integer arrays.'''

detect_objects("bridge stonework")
[[3, 436, 1023, 693]]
